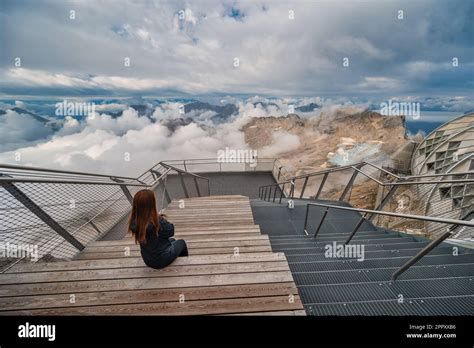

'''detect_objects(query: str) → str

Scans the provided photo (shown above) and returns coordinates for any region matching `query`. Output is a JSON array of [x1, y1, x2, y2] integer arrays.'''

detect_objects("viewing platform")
[[0, 195, 305, 315]]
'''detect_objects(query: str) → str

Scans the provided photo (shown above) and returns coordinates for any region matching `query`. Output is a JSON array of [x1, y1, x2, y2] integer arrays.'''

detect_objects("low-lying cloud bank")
[[0, 99, 306, 176], [0, 95, 470, 176]]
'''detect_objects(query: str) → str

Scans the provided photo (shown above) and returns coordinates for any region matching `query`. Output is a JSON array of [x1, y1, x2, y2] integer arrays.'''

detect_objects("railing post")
[[314, 207, 329, 238], [315, 173, 328, 200], [339, 166, 361, 201], [300, 176, 309, 199], [193, 176, 201, 197], [368, 184, 399, 221], [151, 169, 162, 177], [344, 214, 367, 244], [278, 166, 282, 180], [303, 204, 310, 235], [111, 177, 133, 204], [161, 178, 171, 205], [178, 172, 189, 198], [290, 178, 295, 199], [88, 220, 102, 234], [273, 185, 278, 202], [391, 230, 452, 281], [279, 183, 285, 204], [1, 182, 85, 251]]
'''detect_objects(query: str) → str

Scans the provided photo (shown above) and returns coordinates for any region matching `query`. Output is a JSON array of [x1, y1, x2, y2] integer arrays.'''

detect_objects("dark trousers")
[[171, 239, 189, 257], [145, 239, 189, 269]]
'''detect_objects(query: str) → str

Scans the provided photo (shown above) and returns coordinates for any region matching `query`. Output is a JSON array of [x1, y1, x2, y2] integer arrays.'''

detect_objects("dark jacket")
[[130, 217, 175, 269]]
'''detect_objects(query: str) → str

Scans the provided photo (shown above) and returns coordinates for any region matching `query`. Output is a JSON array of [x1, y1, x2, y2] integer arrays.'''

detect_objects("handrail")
[[0, 177, 147, 186], [160, 162, 210, 182], [259, 161, 388, 191], [302, 201, 474, 281], [258, 161, 474, 201], [0, 163, 140, 181], [362, 162, 401, 179], [405, 171, 474, 179], [350, 165, 384, 185]]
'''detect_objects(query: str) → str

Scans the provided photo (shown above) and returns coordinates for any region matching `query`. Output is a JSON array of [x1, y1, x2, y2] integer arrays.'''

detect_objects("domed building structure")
[[411, 112, 474, 176], [410, 113, 474, 240]]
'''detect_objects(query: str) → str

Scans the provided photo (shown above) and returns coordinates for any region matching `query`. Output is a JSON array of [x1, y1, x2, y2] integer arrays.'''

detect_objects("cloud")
[[0, 94, 471, 177], [0, 110, 53, 152], [0, 0, 472, 96], [0, 105, 249, 176], [3, 68, 211, 95], [357, 77, 402, 91], [259, 131, 300, 157]]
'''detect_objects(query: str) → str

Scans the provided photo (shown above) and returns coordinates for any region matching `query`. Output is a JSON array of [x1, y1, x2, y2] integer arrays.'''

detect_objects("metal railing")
[[1, 156, 288, 271], [159, 157, 291, 181], [302, 202, 474, 281], [258, 161, 474, 239], [0, 160, 211, 271], [259, 161, 399, 204]]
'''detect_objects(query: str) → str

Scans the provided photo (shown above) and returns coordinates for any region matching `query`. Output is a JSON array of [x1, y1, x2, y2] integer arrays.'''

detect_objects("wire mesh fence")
[[0, 167, 146, 269], [375, 173, 474, 239], [0, 158, 279, 270]]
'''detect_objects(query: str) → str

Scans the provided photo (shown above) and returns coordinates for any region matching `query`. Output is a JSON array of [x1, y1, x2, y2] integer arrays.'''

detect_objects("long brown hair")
[[128, 189, 160, 244]]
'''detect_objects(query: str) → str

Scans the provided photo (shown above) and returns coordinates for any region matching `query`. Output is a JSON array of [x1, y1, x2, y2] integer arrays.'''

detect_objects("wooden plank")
[[0, 282, 298, 311], [169, 198, 249, 203], [5, 295, 303, 315], [171, 229, 261, 236], [75, 246, 273, 260], [88, 235, 268, 247], [167, 202, 250, 207], [7, 253, 287, 273], [172, 226, 261, 232], [229, 309, 307, 316], [165, 206, 252, 216], [172, 220, 255, 226], [124, 232, 262, 240], [82, 239, 271, 253], [166, 211, 253, 216], [0, 271, 295, 297], [170, 217, 254, 222], [165, 210, 253, 215], [0, 261, 289, 285]]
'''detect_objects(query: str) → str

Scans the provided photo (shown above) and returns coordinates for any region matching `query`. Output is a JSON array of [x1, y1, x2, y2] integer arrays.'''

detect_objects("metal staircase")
[[254, 162, 474, 316]]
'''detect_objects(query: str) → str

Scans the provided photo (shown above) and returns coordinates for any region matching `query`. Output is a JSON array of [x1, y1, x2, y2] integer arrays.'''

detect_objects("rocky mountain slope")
[[242, 109, 409, 176]]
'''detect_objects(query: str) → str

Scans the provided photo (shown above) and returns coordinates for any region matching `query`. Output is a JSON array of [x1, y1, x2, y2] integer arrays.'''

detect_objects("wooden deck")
[[0, 195, 305, 315]]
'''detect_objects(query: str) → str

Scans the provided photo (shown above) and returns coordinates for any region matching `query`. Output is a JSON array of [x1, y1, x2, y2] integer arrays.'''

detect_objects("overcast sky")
[[0, 0, 472, 97]]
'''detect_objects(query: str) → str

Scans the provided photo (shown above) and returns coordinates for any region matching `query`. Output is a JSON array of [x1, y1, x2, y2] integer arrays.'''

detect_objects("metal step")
[[290, 263, 474, 284], [279, 246, 454, 261], [286, 254, 474, 271], [298, 277, 473, 304], [272, 237, 419, 253], [269, 234, 394, 243], [305, 296, 474, 316]]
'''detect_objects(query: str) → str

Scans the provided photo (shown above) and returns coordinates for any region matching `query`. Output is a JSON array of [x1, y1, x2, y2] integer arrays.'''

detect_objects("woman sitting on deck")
[[129, 189, 188, 269]]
